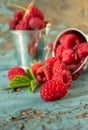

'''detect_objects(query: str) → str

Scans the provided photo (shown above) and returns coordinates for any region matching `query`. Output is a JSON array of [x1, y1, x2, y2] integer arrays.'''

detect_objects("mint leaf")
[[26, 69, 36, 80], [4, 76, 31, 90], [28, 79, 39, 92], [27, 69, 40, 92], [2, 69, 40, 93]]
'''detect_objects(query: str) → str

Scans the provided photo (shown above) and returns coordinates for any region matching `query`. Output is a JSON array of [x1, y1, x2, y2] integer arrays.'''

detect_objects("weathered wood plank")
[[0, 0, 88, 129], [0, 70, 88, 130]]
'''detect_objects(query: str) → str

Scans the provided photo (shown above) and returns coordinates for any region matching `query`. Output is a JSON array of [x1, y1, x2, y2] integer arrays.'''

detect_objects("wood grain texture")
[[0, 0, 88, 130], [0, 70, 88, 130]]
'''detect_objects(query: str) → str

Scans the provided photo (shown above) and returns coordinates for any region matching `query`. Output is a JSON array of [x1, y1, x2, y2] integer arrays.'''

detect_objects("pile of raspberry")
[[8, 31, 88, 102], [9, 5, 48, 30], [31, 32, 88, 101]]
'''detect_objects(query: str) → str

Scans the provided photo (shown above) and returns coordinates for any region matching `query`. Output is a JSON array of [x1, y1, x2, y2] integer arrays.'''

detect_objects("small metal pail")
[[11, 27, 50, 69]]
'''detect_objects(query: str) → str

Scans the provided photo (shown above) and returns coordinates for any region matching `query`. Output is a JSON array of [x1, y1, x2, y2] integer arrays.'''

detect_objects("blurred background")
[[0, 0, 88, 69]]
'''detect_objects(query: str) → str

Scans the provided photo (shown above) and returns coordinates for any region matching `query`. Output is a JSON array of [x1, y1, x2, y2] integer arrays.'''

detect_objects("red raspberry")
[[68, 60, 83, 73], [45, 57, 56, 68], [36, 66, 52, 84], [52, 70, 72, 88], [16, 19, 30, 30], [9, 19, 18, 30], [68, 64, 80, 74], [8, 67, 27, 81], [14, 11, 24, 22], [77, 43, 88, 59], [27, 5, 44, 20], [40, 79, 68, 101], [72, 66, 86, 80], [29, 17, 45, 30], [52, 60, 69, 74], [60, 34, 80, 50], [55, 45, 65, 60], [31, 62, 43, 76], [9, 12, 24, 30], [62, 49, 77, 65]]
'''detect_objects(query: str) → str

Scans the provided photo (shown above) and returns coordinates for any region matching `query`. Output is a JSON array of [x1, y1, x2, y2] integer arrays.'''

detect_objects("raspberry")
[[14, 11, 24, 22], [36, 66, 52, 84], [31, 62, 43, 76], [40, 79, 68, 101], [72, 66, 86, 80], [52, 70, 72, 88], [27, 5, 44, 20], [60, 34, 80, 50], [29, 17, 45, 30], [45, 57, 56, 68], [52, 60, 69, 74], [55, 45, 65, 60], [62, 49, 77, 65], [68, 64, 79, 74], [68, 59, 83, 74], [9, 19, 18, 30], [77, 43, 88, 59], [8, 67, 27, 81], [16, 19, 30, 30], [9, 11, 24, 30]]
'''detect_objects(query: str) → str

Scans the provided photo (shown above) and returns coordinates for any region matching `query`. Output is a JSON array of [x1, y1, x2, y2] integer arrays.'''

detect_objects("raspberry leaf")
[[2, 68, 40, 92], [26, 69, 36, 80], [28, 79, 39, 92], [4, 76, 31, 90], [26, 69, 40, 92]]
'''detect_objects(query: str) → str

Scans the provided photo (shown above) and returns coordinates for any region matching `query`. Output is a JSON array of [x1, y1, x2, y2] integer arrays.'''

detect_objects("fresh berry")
[[36, 66, 52, 84], [52, 60, 69, 74], [55, 45, 65, 60], [25, 5, 44, 20], [10, 12, 24, 30], [62, 49, 77, 65], [72, 66, 86, 80], [8, 67, 27, 80], [16, 19, 30, 30], [40, 79, 68, 101], [68, 59, 83, 74], [60, 34, 80, 50], [9, 19, 18, 30], [52, 70, 72, 88], [29, 17, 45, 30], [68, 64, 79, 74], [45, 57, 56, 68], [77, 43, 88, 59], [31, 62, 43, 76], [14, 11, 24, 21]]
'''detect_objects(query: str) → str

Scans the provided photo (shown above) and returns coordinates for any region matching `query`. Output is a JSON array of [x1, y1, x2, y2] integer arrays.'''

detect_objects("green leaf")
[[4, 76, 31, 90], [26, 69, 36, 80], [28, 79, 39, 92]]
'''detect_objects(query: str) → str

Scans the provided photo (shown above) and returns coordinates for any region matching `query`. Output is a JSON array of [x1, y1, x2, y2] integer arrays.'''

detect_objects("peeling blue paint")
[[0, 23, 9, 33], [0, 1, 88, 130], [0, 3, 14, 18]]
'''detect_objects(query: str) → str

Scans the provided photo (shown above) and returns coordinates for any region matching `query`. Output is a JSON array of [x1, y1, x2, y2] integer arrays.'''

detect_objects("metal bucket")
[[53, 28, 88, 74], [11, 28, 50, 69]]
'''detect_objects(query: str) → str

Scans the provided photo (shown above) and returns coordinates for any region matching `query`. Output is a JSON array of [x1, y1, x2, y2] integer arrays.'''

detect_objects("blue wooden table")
[[0, 47, 88, 130], [0, 0, 88, 129]]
